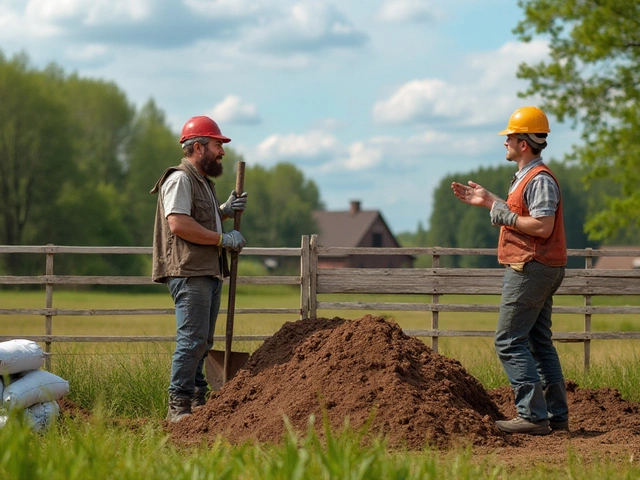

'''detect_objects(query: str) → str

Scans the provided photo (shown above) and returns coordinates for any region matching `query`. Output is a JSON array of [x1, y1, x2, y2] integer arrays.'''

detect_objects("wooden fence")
[[1, 238, 640, 370]]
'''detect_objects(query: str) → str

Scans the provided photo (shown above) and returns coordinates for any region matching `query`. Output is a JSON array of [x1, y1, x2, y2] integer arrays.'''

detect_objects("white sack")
[[25, 401, 60, 431], [2, 370, 69, 410], [0, 339, 45, 375], [0, 401, 59, 431]]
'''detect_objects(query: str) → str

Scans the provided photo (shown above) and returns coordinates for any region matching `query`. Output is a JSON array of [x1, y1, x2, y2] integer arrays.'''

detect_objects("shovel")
[[205, 161, 250, 390]]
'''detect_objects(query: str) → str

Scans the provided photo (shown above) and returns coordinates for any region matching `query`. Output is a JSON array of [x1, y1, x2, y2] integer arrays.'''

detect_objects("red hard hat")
[[179, 116, 231, 144]]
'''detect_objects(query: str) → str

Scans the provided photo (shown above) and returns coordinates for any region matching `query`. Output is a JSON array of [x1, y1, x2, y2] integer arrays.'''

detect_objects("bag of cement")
[[0, 401, 59, 431], [2, 370, 69, 411], [25, 401, 60, 431], [0, 339, 45, 375]]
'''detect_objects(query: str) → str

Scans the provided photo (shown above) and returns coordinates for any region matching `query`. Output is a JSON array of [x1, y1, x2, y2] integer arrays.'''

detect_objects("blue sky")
[[0, 0, 579, 234]]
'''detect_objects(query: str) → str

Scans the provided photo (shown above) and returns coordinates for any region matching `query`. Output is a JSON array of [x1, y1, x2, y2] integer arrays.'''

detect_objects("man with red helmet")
[[151, 115, 248, 422], [451, 107, 569, 435]]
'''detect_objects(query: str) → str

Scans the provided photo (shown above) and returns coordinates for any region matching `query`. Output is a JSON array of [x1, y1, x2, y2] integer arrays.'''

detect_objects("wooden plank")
[[0, 275, 300, 286], [310, 235, 318, 318], [2, 245, 637, 257], [403, 330, 640, 341], [316, 302, 640, 315], [0, 335, 271, 343], [4, 304, 639, 317], [316, 247, 640, 257], [0, 308, 300, 316], [317, 247, 496, 256], [316, 268, 640, 295], [3, 329, 640, 345], [300, 235, 310, 319]]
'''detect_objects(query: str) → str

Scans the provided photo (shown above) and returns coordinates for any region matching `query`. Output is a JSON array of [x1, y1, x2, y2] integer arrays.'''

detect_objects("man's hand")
[[451, 181, 501, 209], [220, 230, 246, 252], [219, 190, 248, 218]]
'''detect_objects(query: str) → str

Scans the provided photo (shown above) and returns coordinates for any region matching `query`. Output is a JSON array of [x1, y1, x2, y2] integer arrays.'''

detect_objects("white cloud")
[[372, 78, 455, 124], [255, 130, 341, 164], [65, 44, 112, 63], [344, 141, 385, 170], [210, 95, 261, 125], [243, 1, 368, 53], [376, 0, 441, 23], [184, 0, 266, 19], [372, 39, 551, 128], [27, 0, 151, 25]]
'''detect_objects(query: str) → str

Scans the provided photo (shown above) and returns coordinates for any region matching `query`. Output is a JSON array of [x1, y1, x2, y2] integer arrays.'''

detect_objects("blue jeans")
[[167, 276, 222, 397], [494, 261, 568, 423]]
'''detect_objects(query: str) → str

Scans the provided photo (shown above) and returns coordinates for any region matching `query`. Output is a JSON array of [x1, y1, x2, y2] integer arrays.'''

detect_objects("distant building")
[[312, 200, 414, 269], [593, 246, 640, 269]]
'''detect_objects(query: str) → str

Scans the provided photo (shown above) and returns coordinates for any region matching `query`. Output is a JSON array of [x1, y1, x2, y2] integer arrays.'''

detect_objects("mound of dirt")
[[169, 315, 508, 449]]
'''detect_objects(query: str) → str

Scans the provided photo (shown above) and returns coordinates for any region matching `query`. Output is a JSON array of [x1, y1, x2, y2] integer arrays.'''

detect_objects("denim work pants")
[[494, 261, 568, 423], [167, 276, 222, 397]]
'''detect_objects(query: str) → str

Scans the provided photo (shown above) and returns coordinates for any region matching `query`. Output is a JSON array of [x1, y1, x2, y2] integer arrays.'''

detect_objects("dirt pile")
[[169, 315, 508, 449]]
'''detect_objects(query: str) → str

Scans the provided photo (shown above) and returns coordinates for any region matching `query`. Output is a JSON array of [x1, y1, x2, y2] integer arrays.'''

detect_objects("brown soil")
[[164, 315, 640, 465], [60, 314, 640, 467]]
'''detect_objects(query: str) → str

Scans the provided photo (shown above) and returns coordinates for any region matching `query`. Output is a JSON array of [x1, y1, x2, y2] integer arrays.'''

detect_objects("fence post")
[[584, 248, 593, 372], [310, 235, 318, 319], [431, 251, 440, 353], [300, 236, 310, 320], [44, 244, 54, 371]]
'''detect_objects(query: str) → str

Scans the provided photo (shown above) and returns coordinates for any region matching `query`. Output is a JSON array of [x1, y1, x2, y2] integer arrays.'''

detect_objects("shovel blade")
[[205, 349, 250, 390]]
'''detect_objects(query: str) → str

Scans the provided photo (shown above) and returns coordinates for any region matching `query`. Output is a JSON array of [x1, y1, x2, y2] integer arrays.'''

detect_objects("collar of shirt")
[[510, 157, 543, 192]]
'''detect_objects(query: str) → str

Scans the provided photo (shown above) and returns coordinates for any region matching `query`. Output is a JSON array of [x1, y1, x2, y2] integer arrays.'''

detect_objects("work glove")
[[220, 230, 246, 252], [219, 190, 248, 218], [490, 201, 518, 227]]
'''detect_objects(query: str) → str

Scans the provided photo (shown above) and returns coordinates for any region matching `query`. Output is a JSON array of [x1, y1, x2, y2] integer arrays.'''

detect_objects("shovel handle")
[[223, 161, 245, 385]]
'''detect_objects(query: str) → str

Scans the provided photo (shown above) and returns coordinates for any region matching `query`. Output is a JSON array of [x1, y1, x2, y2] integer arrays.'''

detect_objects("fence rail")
[[1, 239, 640, 370]]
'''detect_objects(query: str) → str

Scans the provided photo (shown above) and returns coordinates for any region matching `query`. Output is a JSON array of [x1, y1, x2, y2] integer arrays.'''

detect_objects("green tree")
[[55, 70, 135, 188], [215, 161, 323, 248], [124, 99, 182, 247], [0, 53, 74, 273], [515, 0, 640, 241]]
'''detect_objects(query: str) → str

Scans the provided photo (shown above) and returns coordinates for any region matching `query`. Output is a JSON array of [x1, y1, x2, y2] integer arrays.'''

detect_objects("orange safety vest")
[[497, 164, 567, 267]]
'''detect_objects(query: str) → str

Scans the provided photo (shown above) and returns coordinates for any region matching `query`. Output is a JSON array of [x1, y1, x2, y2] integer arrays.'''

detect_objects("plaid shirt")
[[510, 157, 560, 218]]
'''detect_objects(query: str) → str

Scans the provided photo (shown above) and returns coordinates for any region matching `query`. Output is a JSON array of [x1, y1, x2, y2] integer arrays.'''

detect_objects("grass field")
[[3, 288, 640, 478]]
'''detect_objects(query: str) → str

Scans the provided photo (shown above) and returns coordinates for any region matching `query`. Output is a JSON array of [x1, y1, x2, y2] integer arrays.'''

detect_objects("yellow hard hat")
[[498, 106, 550, 135]]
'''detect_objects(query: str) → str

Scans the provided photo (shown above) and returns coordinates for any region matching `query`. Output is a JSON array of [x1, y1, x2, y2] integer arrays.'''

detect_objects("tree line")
[[1, 9, 638, 277], [0, 52, 323, 277]]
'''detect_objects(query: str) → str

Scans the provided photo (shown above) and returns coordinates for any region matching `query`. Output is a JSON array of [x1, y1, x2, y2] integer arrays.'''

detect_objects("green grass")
[[3, 290, 640, 478], [2, 403, 639, 480]]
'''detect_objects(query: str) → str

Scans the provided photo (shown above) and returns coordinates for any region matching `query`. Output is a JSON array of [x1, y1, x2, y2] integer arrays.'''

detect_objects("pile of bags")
[[0, 339, 70, 431]]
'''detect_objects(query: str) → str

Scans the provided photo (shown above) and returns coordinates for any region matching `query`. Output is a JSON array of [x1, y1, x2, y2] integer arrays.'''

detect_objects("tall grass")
[[4, 291, 640, 478], [2, 343, 640, 478], [1, 399, 639, 479]]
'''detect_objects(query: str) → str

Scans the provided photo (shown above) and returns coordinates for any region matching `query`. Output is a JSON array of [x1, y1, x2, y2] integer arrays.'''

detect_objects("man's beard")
[[201, 150, 223, 177]]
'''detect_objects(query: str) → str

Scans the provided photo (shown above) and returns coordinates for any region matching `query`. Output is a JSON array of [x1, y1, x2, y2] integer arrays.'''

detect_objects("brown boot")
[[495, 417, 550, 435], [166, 394, 192, 422], [191, 387, 209, 410]]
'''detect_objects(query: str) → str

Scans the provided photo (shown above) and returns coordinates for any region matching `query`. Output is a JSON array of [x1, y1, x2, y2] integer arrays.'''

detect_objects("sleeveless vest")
[[150, 158, 228, 283], [498, 164, 567, 267]]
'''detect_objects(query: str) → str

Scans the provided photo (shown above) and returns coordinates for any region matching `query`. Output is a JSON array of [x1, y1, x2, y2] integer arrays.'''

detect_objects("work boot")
[[166, 394, 192, 423], [191, 387, 209, 410], [495, 417, 550, 435], [550, 419, 569, 431]]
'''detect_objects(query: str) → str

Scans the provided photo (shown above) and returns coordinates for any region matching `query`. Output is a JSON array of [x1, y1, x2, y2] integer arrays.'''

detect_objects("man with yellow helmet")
[[451, 106, 568, 435]]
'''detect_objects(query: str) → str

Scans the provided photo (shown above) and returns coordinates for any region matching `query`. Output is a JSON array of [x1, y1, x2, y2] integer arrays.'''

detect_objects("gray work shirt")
[[510, 157, 560, 218], [160, 170, 222, 236]]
